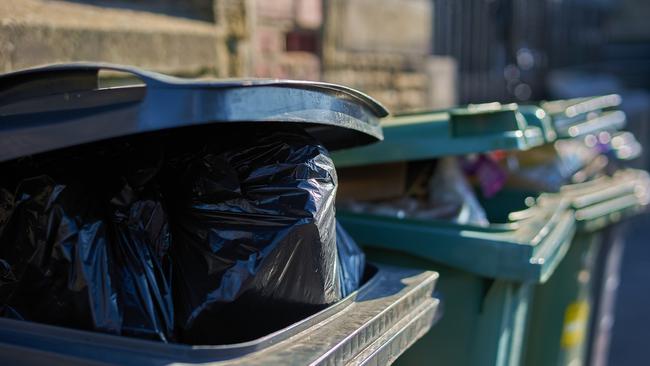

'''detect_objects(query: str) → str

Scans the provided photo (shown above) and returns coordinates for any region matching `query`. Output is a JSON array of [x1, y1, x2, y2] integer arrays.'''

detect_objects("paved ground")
[[607, 213, 650, 365]]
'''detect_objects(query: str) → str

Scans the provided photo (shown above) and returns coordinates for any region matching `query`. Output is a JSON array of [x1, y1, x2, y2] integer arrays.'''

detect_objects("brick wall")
[[0, 0, 223, 76], [322, 0, 441, 112], [247, 0, 457, 112], [250, 0, 322, 81], [1, 0, 457, 113]]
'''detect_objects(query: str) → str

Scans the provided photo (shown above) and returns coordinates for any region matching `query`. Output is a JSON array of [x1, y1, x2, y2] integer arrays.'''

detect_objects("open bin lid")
[[0, 264, 439, 366], [338, 198, 576, 284], [332, 103, 544, 168], [608, 131, 643, 161], [0, 63, 388, 163], [537, 169, 650, 232], [540, 94, 622, 117], [539, 95, 625, 139]]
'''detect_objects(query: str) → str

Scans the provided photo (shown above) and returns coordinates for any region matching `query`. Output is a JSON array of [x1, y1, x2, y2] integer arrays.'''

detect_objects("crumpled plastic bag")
[[428, 157, 489, 226], [163, 127, 348, 344], [0, 148, 174, 342], [336, 221, 365, 298], [0, 126, 367, 345], [339, 157, 488, 227]]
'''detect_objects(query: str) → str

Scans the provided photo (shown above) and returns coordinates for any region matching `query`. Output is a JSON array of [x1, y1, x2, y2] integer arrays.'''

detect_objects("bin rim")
[[0, 264, 439, 365], [539, 169, 650, 232], [338, 197, 576, 283], [0, 62, 388, 162], [0, 62, 389, 117], [332, 104, 545, 168], [539, 94, 625, 140]]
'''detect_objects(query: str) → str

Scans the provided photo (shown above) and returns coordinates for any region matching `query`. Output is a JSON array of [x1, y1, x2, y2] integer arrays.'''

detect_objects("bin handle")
[[0, 63, 167, 105]]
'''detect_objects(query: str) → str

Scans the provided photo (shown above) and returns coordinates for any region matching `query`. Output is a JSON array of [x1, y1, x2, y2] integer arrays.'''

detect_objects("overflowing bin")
[[0, 63, 441, 365], [332, 104, 575, 366]]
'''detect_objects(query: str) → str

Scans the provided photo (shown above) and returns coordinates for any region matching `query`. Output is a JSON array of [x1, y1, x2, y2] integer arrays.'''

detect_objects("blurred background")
[[1, 0, 649, 364]]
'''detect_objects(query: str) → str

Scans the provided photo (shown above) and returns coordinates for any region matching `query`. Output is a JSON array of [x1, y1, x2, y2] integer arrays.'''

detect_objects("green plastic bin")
[[338, 200, 575, 366], [333, 98, 650, 366], [332, 104, 574, 366], [516, 96, 650, 366], [522, 171, 650, 366]]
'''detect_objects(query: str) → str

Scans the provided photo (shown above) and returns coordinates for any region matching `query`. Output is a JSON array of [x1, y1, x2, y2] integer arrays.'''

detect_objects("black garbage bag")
[[164, 127, 344, 344], [0, 188, 15, 290], [336, 221, 365, 297], [0, 125, 368, 345], [0, 147, 174, 342]]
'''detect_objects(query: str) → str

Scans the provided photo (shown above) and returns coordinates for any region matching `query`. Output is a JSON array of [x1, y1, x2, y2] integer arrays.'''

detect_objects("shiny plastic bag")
[[163, 127, 345, 344], [428, 157, 489, 226], [0, 127, 367, 345], [0, 148, 174, 342], [336, 221, 365, 297]]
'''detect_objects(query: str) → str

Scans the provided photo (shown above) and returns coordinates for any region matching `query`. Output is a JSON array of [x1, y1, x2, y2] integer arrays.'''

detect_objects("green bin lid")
[[332, 103, 544, 168], [518, 105, 557, 142], [608, 132, 643, 161], [540, 94, 622, 116], [540, 95, 625, 139], [538, 169, 650, 232]]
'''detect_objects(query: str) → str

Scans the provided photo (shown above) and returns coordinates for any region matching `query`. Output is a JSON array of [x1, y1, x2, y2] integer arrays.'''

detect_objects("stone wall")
[[0, 0, 456, 113], [321, 0, 455, 112], [250, 0, 322, 81], [245, 0, 457, 112], [214, 0, 251, 77], [0, 0, 231, 77]]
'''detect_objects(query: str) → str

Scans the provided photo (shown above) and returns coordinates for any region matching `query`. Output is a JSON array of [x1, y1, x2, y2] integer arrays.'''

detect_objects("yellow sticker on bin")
[[561, 300, 590, 348]]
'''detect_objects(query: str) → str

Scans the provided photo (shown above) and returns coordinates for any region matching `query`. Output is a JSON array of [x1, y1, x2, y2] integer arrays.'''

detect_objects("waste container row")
[[0, 63, 647, 366], [333, 95, 649, 366]]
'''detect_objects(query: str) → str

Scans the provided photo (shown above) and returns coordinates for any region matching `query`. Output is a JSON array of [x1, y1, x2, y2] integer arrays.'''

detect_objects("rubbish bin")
[[0, 265, 440, 366], [511, 96, 650, 366], [332, 104, 575, 366], [0, 63, 441, 365], [522, 172, 649, 366]]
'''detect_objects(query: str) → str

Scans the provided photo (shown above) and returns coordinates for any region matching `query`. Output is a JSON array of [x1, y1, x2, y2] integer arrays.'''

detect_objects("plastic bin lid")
[[553, 110, 626, 139], [538, 169, 650, 232], [0, 63, 388, 163], [518, 105, 557, 142], [540, 94, 622, 117], [540, 95, 625, 139], [608, 131, 643, 161], [332, 103, 544, 168]]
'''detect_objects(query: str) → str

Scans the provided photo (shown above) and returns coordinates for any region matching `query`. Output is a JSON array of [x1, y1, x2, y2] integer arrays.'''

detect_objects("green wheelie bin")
[[522, 172, 649, 366], [332, 104, 576, 366], [508, 96, 650, 366]]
